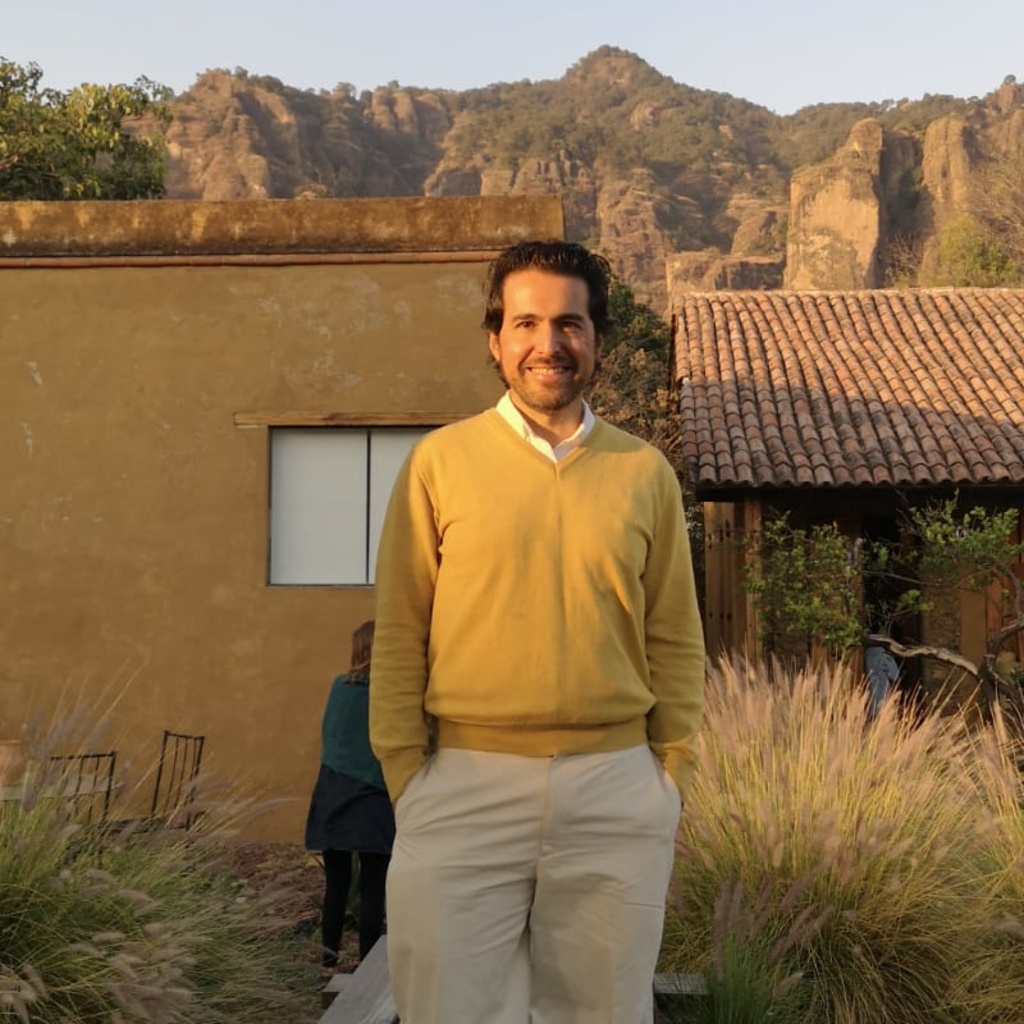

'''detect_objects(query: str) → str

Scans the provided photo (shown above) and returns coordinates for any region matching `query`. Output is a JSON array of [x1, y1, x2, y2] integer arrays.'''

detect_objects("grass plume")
[[0, 709, 319, 1024], [663, 655, 1024, 1023]]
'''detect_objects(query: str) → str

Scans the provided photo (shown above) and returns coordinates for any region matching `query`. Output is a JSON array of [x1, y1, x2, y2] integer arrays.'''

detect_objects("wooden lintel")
[[233, 411, 469, 428], [0, 250, 503, 270]]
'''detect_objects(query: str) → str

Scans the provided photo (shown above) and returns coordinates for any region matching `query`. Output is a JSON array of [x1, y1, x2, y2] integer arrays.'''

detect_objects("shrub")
[[928, 215, 1021, 287], [742, 513, 862, 657], [0, 763, 318, 1022], [663, 655, 1024, 1023], [946, 710, 1024, 1022]]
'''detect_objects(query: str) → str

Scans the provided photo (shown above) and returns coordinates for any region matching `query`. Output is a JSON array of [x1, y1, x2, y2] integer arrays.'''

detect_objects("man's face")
[[487, 269, 599, 418]]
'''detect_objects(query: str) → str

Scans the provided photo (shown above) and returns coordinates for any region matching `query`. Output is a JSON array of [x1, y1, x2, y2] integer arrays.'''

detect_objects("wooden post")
[[741, 497, 763, 660]]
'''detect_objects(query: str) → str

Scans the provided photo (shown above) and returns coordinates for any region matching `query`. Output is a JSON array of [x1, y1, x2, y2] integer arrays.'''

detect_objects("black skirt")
[[304, 763, 395, 855]]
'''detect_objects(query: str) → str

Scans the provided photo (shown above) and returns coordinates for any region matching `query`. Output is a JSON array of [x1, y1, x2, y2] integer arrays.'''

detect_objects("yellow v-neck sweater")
[[370, 409, 705, 802]]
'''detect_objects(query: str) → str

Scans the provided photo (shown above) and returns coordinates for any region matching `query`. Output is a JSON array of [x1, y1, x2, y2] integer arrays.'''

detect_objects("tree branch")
[[866, 634, 979, 676]]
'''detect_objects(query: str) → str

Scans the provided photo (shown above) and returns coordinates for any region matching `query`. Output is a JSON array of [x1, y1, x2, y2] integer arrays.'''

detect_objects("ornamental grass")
[[0, 719, 318, 1024], [662, 655, 1024, 1024]]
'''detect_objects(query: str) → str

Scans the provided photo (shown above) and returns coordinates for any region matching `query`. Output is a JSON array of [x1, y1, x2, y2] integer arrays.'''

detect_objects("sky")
[[5, 0, 1023, 116]]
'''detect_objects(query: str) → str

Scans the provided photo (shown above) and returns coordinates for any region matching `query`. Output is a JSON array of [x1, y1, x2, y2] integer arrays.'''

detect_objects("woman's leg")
[[321, 848, 353, 967], [357, 851, 391, 959]]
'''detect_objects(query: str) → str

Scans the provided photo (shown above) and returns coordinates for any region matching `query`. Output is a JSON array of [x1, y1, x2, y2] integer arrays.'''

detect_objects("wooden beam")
[[653, 972, 709, 996], [318, 937, 398, 1024], [322, 975, 352, 1009], [742, 496, 763, 659], [233, 411, 469, 428], [0, 251, 503, 270]]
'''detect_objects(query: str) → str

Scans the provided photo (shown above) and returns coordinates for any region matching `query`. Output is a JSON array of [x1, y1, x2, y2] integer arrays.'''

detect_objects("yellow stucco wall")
[[0, 196, 563, 839]]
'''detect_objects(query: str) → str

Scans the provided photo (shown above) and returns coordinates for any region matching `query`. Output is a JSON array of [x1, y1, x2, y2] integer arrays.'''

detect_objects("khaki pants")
[[386, 745, 681, 1024]]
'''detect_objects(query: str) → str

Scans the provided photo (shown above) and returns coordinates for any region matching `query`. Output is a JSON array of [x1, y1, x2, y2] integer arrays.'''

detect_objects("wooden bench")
[[318, 936, 707, 1023], [319, 937, 397, 1024]]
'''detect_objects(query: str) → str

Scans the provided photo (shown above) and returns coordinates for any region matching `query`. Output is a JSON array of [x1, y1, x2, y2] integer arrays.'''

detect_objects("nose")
[[532, 321, 563, 355]]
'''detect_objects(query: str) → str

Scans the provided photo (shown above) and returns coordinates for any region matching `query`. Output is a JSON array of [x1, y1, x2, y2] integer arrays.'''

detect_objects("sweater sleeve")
[[369, 450, 439, 802], [643, 465, 706, 800]]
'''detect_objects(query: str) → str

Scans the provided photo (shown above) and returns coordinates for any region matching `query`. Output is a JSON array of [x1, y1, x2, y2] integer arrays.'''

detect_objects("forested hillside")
[[63, 47, 1024, 302]]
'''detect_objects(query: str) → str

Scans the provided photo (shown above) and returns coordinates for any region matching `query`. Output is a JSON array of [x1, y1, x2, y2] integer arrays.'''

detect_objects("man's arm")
[[643, 467, 706, 801], [369, 452, 439, 803]]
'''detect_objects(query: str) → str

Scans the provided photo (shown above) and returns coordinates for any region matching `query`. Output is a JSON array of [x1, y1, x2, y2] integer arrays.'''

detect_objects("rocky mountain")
[[785, 78, 1024, 290], [161, 49, 1024, 307]]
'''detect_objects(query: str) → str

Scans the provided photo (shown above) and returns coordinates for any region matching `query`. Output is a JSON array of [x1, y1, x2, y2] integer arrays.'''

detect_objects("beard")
[[491, 356, 601, 414], [510, 374, 585, 413]]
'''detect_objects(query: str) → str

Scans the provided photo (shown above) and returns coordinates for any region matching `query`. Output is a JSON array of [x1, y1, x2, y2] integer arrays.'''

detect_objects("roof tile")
[[673, 289, 1024, 490]]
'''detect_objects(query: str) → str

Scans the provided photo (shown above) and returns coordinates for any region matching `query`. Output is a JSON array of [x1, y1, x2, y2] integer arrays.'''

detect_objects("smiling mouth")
[[525, 365, 573, 377]]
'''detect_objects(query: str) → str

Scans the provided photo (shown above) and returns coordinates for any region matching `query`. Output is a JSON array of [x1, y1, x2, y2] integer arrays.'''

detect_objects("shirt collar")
[[496, 393, 595, 462]]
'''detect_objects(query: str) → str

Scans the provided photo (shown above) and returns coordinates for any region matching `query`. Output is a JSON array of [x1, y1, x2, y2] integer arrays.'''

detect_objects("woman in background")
[[305, 619, 395, 970]]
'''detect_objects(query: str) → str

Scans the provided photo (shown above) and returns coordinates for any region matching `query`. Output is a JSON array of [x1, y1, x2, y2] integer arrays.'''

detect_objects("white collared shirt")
[[496, 392, 595, 463]]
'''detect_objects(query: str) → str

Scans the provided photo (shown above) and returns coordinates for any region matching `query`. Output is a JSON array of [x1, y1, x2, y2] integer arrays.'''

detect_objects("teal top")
[[320, 672, 387, 791]]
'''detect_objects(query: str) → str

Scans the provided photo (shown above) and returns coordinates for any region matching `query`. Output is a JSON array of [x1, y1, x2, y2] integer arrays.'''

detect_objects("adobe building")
[[0, 195, 564, 838]]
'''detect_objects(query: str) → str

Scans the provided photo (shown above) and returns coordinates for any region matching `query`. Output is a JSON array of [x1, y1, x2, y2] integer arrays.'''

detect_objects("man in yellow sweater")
[[370, 240, 705, 1024]]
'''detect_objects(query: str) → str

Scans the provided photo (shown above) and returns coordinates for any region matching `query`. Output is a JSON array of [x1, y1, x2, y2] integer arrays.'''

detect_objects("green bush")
[[663, 655, 1024, 1023], [928, 215, 1021, 287], [0, 774, 318, 1022], [742, 513, 863, 658]]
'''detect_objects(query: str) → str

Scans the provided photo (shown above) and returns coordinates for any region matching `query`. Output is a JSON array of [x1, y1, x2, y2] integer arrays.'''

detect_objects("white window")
[[269, 427, 430, 585]]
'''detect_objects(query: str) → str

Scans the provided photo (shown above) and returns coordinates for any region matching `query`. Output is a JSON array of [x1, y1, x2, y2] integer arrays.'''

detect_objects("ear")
[[487, 333, 501, 363]]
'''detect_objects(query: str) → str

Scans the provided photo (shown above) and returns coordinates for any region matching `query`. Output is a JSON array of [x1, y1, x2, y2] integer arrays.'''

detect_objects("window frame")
[[234, 412, 461, 588]]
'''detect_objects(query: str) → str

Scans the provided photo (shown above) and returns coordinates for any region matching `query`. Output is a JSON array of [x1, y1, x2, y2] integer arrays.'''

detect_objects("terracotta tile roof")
[[673, 289, 1024, 490]]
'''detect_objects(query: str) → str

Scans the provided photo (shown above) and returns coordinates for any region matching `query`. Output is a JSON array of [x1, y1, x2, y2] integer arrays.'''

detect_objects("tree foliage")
[[972, 151, 1024, 272], [743, 514, 863, 658], [588, 281, 706, 554], [744, 497, 1024, 713], [588, 280, 683, 480], [606, 278, 671, 353], [927, 215, 1021, 287], [0, 57, 171, 199]]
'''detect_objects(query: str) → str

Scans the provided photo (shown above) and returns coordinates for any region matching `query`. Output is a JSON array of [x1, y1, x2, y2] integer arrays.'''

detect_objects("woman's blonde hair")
[[350, 619, 375, 672]]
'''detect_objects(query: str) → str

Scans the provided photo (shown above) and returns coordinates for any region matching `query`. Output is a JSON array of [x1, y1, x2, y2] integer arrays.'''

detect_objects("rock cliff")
[[785, 119, 887, 289], [160, 53, 1024, 305], [782, 80, 1024, 290]]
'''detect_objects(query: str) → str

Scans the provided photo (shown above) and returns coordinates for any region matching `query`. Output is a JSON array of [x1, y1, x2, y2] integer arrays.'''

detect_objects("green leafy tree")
[[743, 497, 1024, 714], [881, 499, 1024, 711], [588, 280, 683, 477], [973, 151, 1024, 272], [607, 279, 672, 353], [743, 513, 863, 659], [588, 282, 706, 586], [0, 57, 170, 199], [927, 215, 1021, 287]]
